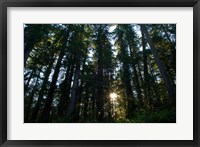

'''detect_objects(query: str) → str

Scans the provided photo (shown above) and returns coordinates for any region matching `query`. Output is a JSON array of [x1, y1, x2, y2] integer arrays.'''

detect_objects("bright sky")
[[109, 25, 117, 33]]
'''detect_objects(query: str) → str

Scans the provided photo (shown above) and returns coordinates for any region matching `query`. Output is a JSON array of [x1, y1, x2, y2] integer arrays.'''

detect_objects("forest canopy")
[[24, 24, 176, 123]]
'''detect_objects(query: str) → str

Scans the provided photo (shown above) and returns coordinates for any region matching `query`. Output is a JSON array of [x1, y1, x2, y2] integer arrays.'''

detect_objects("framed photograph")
[[0, 0, 199, 146]]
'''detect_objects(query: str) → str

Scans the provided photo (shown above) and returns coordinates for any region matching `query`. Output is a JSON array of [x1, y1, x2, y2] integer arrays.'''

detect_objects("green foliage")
[[133, 107, 176, 123]]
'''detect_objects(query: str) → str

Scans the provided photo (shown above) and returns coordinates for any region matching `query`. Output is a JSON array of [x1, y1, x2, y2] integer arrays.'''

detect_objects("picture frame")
[[0, 0, 199, 146]]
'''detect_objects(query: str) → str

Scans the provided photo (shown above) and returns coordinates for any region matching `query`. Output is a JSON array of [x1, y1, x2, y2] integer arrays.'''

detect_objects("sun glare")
[[110, 93, 117, 100]]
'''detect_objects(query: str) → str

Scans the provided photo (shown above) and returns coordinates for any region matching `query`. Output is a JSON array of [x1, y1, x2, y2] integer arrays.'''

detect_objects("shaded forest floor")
[[50, 106, 176, 123]]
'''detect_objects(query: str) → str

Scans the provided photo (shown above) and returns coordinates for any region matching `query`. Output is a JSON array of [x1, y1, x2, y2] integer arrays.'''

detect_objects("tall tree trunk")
[[161, 24, 176, 85], [38, 28, 70, 122], [83, 84, 89, 120], [64, 63, 75, 106], [74, 55, 87, 121], [67, 30, 82, 118], [38, 49, 65, 122], [141, 25, 176, 104], [119, 35, 135, 119], [24, 75, 39, 122], [96, 27, 104, 121], [30, 57, 55, 122], [128, 43, 142, 105], [67, 61, 80, 117], [148, 62, 162, 108], [96, 57, 104, 121], [141, 29, 151, 109], [92, 72, 97, 121], [57, 54, 74, 118]]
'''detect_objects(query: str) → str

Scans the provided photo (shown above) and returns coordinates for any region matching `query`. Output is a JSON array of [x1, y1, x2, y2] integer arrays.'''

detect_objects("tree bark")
[[96, 26, 104, 121], [57, 54, 74, 118], [24, 75, 39, 122], [74, 55, 87, 121], [128, 43, 142, 105], [141, 29, 151, 108], [119, 33, 135, 119], [38, 48, 65, 122], [30, 57, 55, 122], [83, 84, 89, 120], [141, 25, 176, 104], [67, 61, 81, 117]]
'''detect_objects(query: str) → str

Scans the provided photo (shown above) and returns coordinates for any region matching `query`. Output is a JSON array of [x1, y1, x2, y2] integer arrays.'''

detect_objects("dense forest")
[[24, 24, 176, 123]]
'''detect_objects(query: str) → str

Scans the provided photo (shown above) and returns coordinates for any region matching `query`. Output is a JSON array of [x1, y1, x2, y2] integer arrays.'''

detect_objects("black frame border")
[[0, 0, 199, 146]]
